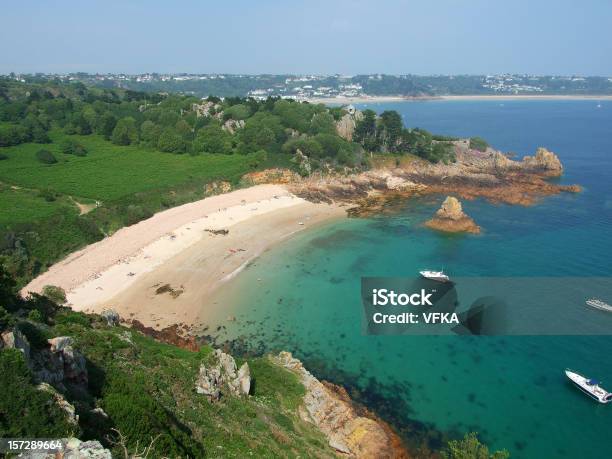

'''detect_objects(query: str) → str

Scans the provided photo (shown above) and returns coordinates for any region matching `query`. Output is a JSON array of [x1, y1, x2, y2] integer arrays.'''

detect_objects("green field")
[[0, 131, 251, 201]]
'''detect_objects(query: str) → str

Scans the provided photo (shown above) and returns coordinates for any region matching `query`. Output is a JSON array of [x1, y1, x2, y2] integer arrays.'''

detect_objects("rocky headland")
[[284, 140, 580, 214], [425, 196, 480, 234]]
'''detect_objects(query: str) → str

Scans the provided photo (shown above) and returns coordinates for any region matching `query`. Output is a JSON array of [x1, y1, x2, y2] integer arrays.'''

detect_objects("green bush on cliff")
[[469, 136, 489, 152], [442, 432, 510, 459], [0, 348, 76, 438]]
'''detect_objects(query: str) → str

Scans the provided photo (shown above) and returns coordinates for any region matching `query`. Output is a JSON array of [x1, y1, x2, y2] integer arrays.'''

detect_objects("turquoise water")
[[206, 100, 612, 458]]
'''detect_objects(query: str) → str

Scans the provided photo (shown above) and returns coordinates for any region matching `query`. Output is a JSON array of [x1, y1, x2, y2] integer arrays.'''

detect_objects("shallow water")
[[204, 100, 612, 458]]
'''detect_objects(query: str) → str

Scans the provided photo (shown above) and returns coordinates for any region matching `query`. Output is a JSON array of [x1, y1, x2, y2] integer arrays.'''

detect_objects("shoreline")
[[306, 94, 612, 104], [22, 184, 346, 328]]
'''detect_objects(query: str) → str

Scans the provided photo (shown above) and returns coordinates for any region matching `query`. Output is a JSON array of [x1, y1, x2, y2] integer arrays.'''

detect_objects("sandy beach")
[[22, 184, 345, 328], [306, 94, 612, 105]]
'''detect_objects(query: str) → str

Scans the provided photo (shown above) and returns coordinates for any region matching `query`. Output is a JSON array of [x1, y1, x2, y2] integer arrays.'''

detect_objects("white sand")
[[22, 184, 345, 328]]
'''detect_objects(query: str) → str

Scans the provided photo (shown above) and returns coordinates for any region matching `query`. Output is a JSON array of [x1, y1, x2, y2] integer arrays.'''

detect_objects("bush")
[[0, 153, 8, 160], [0, 305, 14, 330], [27, 309, 43, 322], [469, 136, 489, 152], [42, 285, 66, 304], [442, 432, 510, 459], [35, 149, 57, 164], [60, 139, 87, 156], [0, 349, 76, 437]]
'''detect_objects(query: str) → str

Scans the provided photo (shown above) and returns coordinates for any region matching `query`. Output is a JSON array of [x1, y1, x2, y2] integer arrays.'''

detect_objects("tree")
[[310, 112, 336, 135], [442, 432, 510, 459], [223, 103, 250, 120], [157, 127, 186, 153], [140, 120, 161, 147], [247, 150, 267, 168], [111, 117, 139, 145], [175, 119, 192, 139], [193, 124, 232, 154], [379, 110, 403, 151], [354, 109, 378, 150], [98, 112, 117, 139]]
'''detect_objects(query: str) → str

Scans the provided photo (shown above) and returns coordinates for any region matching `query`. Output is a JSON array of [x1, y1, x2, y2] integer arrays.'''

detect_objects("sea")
[[205, 99, 612, 458]]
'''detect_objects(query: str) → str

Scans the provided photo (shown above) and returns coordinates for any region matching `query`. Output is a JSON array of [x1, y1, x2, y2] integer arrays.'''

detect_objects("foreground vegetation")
[[0, 77, 463, 285], [0, 266, 509, 458]]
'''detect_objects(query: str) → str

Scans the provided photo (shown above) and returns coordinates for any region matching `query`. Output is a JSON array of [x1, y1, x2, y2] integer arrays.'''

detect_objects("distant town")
[[4, 72, 612, 99]]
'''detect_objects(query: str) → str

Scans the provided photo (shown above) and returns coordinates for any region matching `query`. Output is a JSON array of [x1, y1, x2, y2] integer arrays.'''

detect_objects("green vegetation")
[[0, 266, 333, 457], [1, 77, 461, 286], [469, 136, 489, 152], [442, 432, 510, 458]]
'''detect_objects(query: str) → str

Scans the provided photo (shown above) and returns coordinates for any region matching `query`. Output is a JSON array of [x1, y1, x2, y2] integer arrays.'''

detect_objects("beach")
[[22, 184, 345, 328], [306, 94, 612, 105]]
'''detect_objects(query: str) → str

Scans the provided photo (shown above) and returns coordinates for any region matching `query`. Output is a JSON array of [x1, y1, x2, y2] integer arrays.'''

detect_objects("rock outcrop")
[[272, 352, 408, 458], [32, 336, 88, 389], [222, 118, 245, 134], [336, 108, 364, 141], [1, 329, 31, 357], [18, 438, 112, 458], [425, 196, 480, 234], [521, 147, 563, 175], [37, 382, 79, 425], [195, 349, 250, 401], [101, 308, 120, 326]]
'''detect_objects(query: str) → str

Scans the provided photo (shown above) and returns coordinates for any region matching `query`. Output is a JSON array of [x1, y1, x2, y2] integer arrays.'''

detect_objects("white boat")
[[419, 270, 450, 282], [565, 369, 612, 403], [586, 298, 612, 312]]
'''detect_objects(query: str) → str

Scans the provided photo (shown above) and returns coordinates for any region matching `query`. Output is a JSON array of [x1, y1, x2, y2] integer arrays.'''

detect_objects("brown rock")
[[521, 147, 563, 175], [272, 351, 408, 458], [425, 196, 480, 234]]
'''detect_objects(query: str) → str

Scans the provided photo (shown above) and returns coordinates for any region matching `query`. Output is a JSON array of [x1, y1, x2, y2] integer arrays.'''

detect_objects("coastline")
[[306, 94, 612, 104], [22, 184, 345, 329]]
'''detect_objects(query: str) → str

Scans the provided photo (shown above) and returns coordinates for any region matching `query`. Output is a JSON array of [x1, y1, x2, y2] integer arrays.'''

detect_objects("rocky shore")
[[286, 141, 580, 213]]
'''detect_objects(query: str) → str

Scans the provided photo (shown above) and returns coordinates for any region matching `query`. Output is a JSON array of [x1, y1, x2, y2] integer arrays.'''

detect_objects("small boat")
[[585, 298, 612, 312], [565, 369, 612, 403], [419, 270, 450, 282]]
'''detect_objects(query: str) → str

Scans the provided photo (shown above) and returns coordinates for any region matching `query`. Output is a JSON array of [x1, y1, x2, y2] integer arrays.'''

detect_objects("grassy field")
[[0, 131, 251, 201], [0, 131, 256, 284]]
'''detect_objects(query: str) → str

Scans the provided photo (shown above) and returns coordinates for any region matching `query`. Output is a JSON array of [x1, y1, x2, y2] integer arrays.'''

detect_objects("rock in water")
[[195, 349, 250, 401], [425, 196, 480, 234], [522, 147, 563, 175]]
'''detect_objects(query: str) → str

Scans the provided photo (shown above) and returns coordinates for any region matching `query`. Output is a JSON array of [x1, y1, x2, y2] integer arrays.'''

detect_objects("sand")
[[22, 184, 345, 328]]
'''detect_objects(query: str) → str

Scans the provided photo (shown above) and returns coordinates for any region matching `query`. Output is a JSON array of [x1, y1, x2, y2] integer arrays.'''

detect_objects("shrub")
[[27, 309, 43, 322], [442, 432, 510, 459], [0, 153, 8, 160], [469, 136, 489, 152], [42, 285, 67, 304], [60, 139, 87, 156], [0, 305, 14, 330], [0, 349, 76, 437], [35, 149, 57, 164]]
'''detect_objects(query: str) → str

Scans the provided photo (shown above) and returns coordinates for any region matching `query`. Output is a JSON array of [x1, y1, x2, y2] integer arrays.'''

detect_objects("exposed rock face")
[[191, 101, 222, 118], [1, 329, 31, 358], [18, 438, 112, 458], [101, 308, 120, 326], [272, 352, 408, 458], [37, 382, 78, 425], [336, 109, 364, 141], [33, 336, 88, 389], [425, 196, 480, 234], [241, 168, 301, 185], [522, 147, 563, 175], [195, 349, 250, 401], [222, 118, 245, 134], [204, 181, 232, 195]]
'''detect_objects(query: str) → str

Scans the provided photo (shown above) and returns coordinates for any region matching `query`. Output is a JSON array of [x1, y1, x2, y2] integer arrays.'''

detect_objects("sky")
[[2, 0, 612, 76]]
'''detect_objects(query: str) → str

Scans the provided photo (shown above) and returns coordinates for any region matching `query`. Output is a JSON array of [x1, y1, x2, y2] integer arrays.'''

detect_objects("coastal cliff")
[[425, 196, 480, 234]]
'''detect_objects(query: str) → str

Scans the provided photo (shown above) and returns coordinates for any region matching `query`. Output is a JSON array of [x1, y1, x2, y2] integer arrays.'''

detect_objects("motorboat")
[[565, 369, 612, 403], [419, 270, 450, 282], [585, 298, 612, 313]]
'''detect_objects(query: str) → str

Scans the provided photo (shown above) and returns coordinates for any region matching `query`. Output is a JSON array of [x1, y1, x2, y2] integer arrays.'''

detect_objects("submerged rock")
[[425, 196, 480, 234], [195, 349, 250, 401]]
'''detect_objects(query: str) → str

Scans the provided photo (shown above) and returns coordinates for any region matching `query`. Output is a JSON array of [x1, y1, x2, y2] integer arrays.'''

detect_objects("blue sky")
[[2, 0, 612, 75]]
